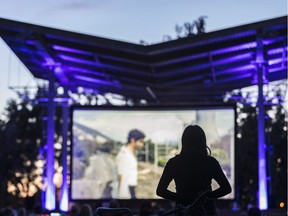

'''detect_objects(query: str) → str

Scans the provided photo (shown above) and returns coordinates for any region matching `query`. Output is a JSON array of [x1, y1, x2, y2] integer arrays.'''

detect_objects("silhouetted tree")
[[0, 96, 44, 206], [0, 86, 65, 207], [184, 22, 196, 36], [236, 106, 258, 208], [195, 16, 208, 34], [235, 103, 287, 209], [162, 35, 172, 42], [175, 24, 183, 38], [267, 105, 287, 207], [174, 16, 208, 39]]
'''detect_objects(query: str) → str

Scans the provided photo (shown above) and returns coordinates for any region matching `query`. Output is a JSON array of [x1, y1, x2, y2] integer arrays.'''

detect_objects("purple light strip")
[[153, 53, 208, 67], [267, 47, 288, 56], [217, 64, 255, 74], [53, 45, 92, 56], [73, 74, 115, 86], [263, 36, 288, 45], [213, 72, 252, 84], [268, 57, 286, 66], [268, 65, 288, 73], [65, 66, 106, 77], [58, 54, 102, 67], [211, 42, 256, 55], [37, 98, 70, 102], [212, 52, 253, 66]]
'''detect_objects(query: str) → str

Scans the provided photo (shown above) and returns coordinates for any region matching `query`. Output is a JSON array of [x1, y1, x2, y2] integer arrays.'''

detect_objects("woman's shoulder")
[[168, 155, 179, 162], [168, 154, 219, 165], [166, 154, 181, 164], [205, 155, 220, 164]]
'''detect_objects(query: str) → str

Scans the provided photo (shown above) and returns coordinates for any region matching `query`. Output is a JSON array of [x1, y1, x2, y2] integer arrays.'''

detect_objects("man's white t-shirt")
[[116, 145, 138, 198]]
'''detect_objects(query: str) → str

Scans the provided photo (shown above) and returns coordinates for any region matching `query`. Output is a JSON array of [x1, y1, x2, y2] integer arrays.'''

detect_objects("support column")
[[256, 33, 268, 210], [59, 88, 69, 211], [45, 73, 56, 210]]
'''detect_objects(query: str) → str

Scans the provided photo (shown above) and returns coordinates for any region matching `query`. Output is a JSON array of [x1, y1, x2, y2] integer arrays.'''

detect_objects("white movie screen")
[[71, 106, 235, 200]]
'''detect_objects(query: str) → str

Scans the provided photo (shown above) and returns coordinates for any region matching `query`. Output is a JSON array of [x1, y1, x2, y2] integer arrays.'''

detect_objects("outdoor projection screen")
[[71, 106, 235, 200]]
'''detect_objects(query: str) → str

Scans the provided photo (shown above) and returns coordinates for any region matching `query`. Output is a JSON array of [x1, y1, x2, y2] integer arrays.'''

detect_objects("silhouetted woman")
[[156, 125, 231, 216]]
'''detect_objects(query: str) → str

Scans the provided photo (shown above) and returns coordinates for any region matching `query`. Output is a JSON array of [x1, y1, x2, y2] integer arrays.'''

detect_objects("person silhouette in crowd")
[[79, 203, 93, 216], [17, 207, 27, 216], [247, 207, 262, 216], [139, 200, 153, 216], [156, 125, 231, 216], [116, 129, 145, 199], [0, 207, 15, 216], [108, 199, 120, 208], [68, 203, 80, 216]]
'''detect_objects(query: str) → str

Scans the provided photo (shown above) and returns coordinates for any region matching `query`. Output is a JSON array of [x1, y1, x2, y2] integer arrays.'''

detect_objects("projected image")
[[71, 107, 235, 200]]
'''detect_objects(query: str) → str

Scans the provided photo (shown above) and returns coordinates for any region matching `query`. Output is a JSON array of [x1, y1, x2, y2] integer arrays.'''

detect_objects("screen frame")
[[69, 103, 237, 202]]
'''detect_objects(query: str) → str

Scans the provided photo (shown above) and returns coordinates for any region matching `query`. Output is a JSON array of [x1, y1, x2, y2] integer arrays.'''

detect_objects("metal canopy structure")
[[0, 16, 287, 105]]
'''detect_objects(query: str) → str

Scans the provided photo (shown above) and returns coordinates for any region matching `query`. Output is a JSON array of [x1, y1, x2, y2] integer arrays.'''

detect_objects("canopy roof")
[[0, 16, 287, 105]]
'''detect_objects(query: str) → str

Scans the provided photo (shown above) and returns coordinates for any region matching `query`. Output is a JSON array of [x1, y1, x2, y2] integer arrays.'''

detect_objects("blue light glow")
[[45, 145, 56, 210], [59, 187, 69, 211], [45, 185, 56, 210], [45, 78, 56, 211], [259, 159, 268, 209], [54, 66, 69, 84]]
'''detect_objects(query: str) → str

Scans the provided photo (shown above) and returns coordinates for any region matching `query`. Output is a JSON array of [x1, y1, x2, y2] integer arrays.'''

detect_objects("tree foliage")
[[0, 96, 44, 206], [236, 104, 287, 208], [0, 86, 64, 207]]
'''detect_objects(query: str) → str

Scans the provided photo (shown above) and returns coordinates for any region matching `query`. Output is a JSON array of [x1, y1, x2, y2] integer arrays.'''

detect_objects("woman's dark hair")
[[180, 125, 211, 156]]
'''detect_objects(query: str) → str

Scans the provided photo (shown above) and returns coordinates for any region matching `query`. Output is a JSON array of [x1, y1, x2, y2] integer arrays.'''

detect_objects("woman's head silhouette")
[[180, 125, 210, 156]]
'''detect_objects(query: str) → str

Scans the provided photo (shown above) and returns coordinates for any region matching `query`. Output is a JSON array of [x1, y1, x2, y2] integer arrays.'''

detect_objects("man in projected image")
[[116, 129, 145, 199]]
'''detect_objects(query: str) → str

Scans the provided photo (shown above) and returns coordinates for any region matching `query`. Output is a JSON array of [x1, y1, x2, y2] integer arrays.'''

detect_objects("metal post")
[[256, 33, 268, 210], [45, 72, 56, 210], [59, 88, 69, 211], [154, 142, 158, 171]]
